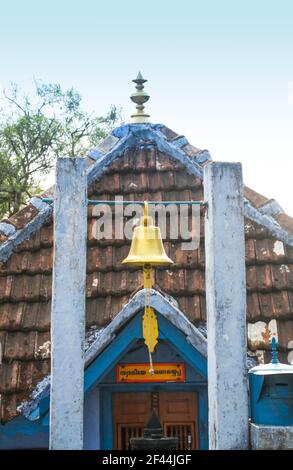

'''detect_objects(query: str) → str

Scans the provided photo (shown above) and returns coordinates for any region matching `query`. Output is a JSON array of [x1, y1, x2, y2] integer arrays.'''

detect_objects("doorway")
[[112, 391, 198, 450]]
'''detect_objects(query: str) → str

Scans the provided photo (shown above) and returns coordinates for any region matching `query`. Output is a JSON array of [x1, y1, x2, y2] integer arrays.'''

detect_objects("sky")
[[0, 0, 293, 213]]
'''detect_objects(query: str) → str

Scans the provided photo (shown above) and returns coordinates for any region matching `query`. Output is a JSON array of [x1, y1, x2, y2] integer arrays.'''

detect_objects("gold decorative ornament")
[[129, 72, 150, 124]]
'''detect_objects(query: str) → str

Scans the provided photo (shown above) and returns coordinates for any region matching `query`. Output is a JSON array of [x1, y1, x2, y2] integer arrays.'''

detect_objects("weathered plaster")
[[0, 222, 16, 237], [273, 240, 285, 256], [248, 320, 278, 351], [49, 157, 87, 450], [30, 196, 51, 211], [259, 199, 284, 217], [244, 199, 293, 246], [204, 162, 249, 450], [0, 204, 53, 262], [250, 423, 293, 450]]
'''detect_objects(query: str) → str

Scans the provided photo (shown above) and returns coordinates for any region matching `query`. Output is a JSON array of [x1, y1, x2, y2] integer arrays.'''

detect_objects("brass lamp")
[[122, 202, 173, 373]]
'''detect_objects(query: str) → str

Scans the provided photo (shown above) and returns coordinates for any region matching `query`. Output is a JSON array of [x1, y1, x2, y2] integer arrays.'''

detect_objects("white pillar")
[[49, 157, 87, 450], [204, 162, 248, 450]]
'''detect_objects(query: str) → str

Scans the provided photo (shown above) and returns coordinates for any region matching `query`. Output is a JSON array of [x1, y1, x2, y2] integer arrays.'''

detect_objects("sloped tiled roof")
[[1, 123, 293, 423]]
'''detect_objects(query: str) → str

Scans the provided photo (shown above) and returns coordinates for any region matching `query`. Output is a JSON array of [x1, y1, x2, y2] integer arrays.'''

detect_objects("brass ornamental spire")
[[130, 72, 150, 123]]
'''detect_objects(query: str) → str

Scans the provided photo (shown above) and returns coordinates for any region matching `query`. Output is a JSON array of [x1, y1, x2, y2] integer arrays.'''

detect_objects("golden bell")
[[122, 202, 173, 267]]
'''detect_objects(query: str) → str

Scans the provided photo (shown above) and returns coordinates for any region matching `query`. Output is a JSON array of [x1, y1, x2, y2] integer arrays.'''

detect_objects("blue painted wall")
[[0, 416, 48, 449], [249, 373, 293, 426], [84, 387, 100, 449], [0, 388, 100, 450]]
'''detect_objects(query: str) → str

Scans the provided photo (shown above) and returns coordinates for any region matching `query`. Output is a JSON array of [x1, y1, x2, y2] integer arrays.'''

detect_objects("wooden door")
[[112, 392, 151, 450], [112, 391, 198, 450], [159, 391, 198, 450]]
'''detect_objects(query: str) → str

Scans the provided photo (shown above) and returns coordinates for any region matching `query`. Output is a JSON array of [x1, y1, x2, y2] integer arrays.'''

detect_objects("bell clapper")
[[143, 264, 152, 307], [148, 349, 155, 375], [143, 263, 158, 374]]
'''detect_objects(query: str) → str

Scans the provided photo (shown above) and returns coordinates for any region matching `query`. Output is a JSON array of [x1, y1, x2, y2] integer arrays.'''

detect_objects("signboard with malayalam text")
[[116, 363, 186, 383]]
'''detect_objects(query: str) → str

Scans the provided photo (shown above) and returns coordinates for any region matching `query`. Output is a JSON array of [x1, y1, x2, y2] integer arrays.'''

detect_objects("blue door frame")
[[100, 383, 208, 450]]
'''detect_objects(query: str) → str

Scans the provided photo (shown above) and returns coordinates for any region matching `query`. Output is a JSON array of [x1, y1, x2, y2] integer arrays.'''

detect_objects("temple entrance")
[[112, 391, 198, 450]]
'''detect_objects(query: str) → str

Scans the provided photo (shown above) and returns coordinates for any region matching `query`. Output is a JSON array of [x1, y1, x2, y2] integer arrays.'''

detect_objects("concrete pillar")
[[49, 157, 87, 450], [204, 162, 249, 450]]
